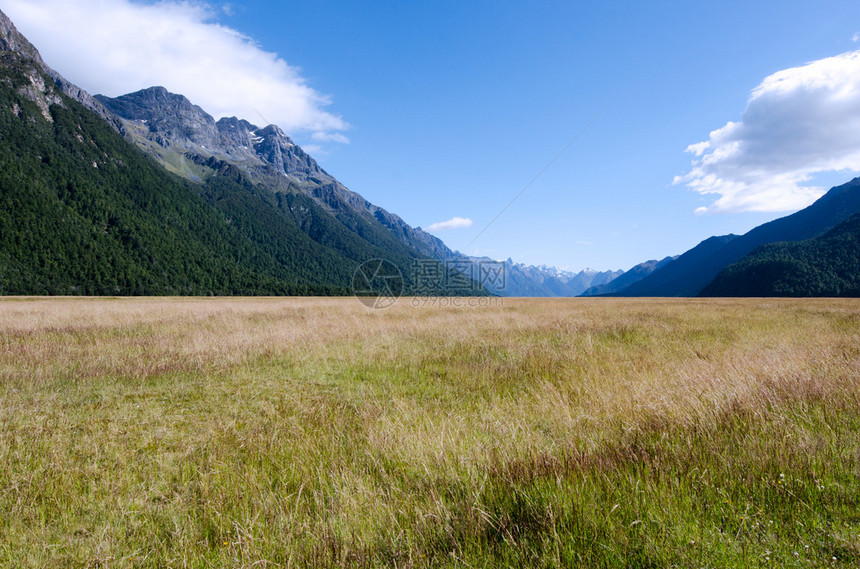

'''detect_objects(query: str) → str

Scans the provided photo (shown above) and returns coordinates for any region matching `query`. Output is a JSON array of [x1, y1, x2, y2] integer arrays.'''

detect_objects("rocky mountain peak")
[[106, 86, 205, 120], [252, 123, 328, 179], [95, 87, 219, 148], [95, 86, 332, 182]]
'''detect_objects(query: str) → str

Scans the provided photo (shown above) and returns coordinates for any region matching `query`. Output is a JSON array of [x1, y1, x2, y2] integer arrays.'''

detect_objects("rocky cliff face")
[[0, 9, 121, 130], [252, 124, 328, 180], [1, 11, 64, 122], [96, 87, 334, 183], [97, 87, 219, 148], [0, 10, 41, 62]]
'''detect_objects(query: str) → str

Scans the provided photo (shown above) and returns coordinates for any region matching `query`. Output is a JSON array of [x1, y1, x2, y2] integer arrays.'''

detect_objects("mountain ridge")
[[701, 213, 860, 297], [611, 177, 860, 296], [0, 8, 481, 296], [95, 86, 457, 263]]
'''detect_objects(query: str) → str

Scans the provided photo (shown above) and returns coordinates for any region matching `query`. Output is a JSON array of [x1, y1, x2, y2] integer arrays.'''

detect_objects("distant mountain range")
[[580, 256, 677, 296], [460, 257, 621, 297]]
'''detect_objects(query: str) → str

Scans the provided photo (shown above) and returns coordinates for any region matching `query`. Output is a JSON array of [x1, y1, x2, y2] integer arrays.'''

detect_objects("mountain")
[[612, 178, 860, 296], [94, 87, 456, 262], [0, 9, 479, 296], [94, 86, 329, 185], [0, 14, 346, 295], [579, 255, 677, 296], [459, 257, 621, 297], [701, 213, 860, 297], [0, 11, 122, 130], [606, 235, 739, 296]]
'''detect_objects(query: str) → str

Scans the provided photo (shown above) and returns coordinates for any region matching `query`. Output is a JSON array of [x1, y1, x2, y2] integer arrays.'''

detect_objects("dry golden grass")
[[0, 297, 858, 567]]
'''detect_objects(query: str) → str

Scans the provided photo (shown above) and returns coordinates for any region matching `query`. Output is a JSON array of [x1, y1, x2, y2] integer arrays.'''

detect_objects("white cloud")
[[685, 141, 710, 157], [300, 144, 324, 156], [853, 32, 860, 43], [2, 0, 347, 141], [426, 217, 473, 232], [312, 132, 351, 144], [676, 50, 860, 214]]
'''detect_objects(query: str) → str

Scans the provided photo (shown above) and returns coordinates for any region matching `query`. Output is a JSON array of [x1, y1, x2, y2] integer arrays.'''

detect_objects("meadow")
[[0, 297, 858, 568]]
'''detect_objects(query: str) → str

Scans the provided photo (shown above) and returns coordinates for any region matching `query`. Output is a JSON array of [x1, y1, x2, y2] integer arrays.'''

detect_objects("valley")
[[1, 297, 858, 567]]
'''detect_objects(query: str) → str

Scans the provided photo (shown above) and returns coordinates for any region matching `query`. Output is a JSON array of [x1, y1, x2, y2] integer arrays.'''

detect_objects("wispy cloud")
[[2, 0, 347, 142], [312, 132, 351, 144], [426, 217, 473, 232], [675, 50, 860, 214]]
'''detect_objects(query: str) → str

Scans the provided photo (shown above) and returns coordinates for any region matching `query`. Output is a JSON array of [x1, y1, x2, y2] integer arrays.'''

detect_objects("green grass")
[[0, 297, 858, 567]]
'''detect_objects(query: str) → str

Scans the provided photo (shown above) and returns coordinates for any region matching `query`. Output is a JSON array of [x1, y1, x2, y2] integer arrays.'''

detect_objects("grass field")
[[0, 297, 858, 567]]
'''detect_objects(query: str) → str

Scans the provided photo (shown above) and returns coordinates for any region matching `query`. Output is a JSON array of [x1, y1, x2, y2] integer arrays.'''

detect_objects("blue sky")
[[7, 0, 860, 270]]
